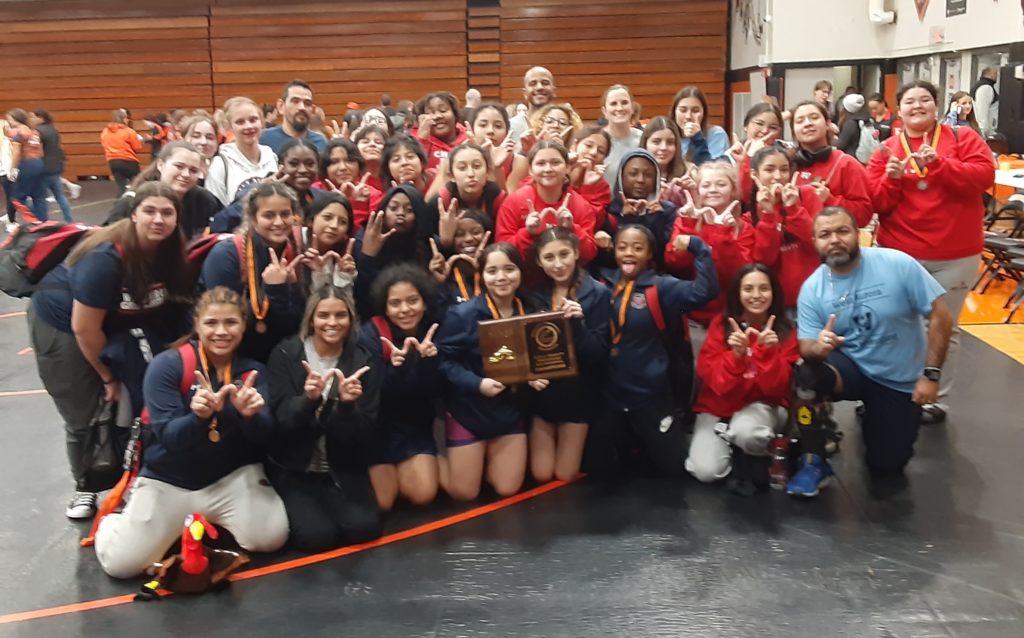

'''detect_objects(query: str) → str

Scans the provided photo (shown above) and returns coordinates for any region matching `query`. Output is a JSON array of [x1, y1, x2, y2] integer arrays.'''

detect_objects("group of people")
[[19, 67, 994, 580]]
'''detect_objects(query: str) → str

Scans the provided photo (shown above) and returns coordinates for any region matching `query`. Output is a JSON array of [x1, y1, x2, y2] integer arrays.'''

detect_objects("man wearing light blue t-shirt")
[[259, 79, 328, 156], [788, 207, 953, 497]]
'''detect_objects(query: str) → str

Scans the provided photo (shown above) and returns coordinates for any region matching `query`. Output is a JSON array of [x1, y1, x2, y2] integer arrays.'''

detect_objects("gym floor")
[[1, 183, 1022, 637]]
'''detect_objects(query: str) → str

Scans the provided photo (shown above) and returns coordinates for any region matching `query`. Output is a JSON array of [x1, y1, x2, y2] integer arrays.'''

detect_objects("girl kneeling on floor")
[[94, 287, 288, 578], [686, 263, 799, 492], [436, 243, 536, 500], [360, 264, 446, 510], [266, 286, 383, 553]]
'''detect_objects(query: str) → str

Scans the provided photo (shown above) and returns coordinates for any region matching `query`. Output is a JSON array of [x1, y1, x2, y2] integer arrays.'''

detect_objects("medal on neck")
[[245, 234, 271, 334], [899, 126, 942, 192], [198, 343, 232, 443]]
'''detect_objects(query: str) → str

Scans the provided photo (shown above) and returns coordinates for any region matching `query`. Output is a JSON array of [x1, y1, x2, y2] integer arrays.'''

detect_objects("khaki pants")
[[95, 464, 289, 579], [918, 254, 979, 402]]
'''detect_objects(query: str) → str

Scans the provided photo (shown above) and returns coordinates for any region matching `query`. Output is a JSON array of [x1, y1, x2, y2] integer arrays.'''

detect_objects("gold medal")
[[208, 427, 221, 443], [255, 320, 267, 334]]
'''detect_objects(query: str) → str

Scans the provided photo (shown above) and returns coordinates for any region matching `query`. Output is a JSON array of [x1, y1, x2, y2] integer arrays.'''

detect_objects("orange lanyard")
[[899, 126, 942, 178], [245, 234, 270, 322], [198, 342, 232, 387], [609, 280, 635, 345], [485, 294, 524, 319], [454, 267, 481, 301]]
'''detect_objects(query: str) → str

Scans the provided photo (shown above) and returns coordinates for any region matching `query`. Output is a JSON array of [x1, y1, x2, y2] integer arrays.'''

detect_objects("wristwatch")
[[922, 367, 942, 382]]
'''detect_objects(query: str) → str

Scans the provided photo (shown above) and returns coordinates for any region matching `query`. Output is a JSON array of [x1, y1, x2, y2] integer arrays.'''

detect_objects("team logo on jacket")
[[630, 292, 647, 309]]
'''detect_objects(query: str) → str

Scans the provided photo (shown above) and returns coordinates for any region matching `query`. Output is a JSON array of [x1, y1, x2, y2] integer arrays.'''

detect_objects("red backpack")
[[0, 221, 94, 297]]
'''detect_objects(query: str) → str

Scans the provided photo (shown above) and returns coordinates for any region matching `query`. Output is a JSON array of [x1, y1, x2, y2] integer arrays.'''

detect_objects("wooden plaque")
[[479, 311, 578, 385]]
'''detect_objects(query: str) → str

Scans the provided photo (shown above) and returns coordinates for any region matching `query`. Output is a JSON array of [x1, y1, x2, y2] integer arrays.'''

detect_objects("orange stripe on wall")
[[884, 74, 897, 111]]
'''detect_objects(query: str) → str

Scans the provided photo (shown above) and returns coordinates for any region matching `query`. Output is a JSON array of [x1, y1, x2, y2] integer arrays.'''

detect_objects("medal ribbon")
[[245, 234, 270, 323], [609, 280, 635, 345], [198, 342, 232, 388], [454, 267, 481, 301], [485, 294, 524, 319], [899, 125, 943, 179]]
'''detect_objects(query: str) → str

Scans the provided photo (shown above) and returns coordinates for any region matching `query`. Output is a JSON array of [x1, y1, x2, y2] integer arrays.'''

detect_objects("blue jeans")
[[12, 159, 48, 221], [42, 172, 72, 222]]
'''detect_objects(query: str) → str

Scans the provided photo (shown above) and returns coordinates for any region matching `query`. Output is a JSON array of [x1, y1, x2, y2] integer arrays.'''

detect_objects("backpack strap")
[[178, 342, 198, 395], [371, 316, 393, 358], [645, 284, 666, 333], [233, 233, 246, 282]]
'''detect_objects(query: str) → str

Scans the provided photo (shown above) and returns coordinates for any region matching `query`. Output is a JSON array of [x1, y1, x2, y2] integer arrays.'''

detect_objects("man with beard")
[[508, 66, 556, 143], [787, 207, 953, 497], [260, 79, 328, 155]]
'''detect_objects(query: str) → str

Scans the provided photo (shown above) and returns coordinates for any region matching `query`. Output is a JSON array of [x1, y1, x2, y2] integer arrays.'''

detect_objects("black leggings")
[[268, 467, 382, 553], [589, 395, 688, 476], [108, 160, 140, 196]]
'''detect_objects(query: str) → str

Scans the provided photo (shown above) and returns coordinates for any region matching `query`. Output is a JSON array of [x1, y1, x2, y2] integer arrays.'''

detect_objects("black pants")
[[108, 159, 139, 196], [589, 395, 687, 476], [2, 177, 15, 222], [269, 466, 382, 553], [801, 352, 922, 476]]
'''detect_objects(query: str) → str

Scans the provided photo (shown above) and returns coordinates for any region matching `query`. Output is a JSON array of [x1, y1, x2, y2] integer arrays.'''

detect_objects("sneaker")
[[45, 195, 56, 203], [65, 491, 97, 519], [5, 222, 17, 233], [67, 183, 82, 200], [786, 454, 833, 498], [920, 403, 947, 425]]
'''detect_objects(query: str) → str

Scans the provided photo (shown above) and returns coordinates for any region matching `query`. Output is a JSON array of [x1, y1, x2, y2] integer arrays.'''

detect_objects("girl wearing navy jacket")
[[199, 182, 306, 363], [360, 265, 445, 509], [29, 182, 193, 519], [94, 287, 288, 578], [526, 228, 611, 482], [428, 208, 492, 305], [686, 264, 799, 490], [747, 145, 822, 309], [267, 286, 383, 552], [597, 225, 718, 475], [436, 243, 535, 500]]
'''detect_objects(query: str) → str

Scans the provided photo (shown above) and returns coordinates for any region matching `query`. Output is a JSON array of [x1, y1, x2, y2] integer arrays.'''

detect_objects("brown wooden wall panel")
[[0, 0, 728, 177], [499, 0, 728, 123], [208, 1, 467, 124]]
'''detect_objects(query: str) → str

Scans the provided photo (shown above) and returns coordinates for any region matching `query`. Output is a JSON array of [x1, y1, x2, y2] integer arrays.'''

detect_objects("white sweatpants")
[[918, 254, 979, 402], [95, 463, 289, 579], [685, 402, 787, 483]]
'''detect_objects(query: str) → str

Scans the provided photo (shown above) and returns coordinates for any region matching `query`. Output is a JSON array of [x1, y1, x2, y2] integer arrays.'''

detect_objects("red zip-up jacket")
[[793, 149, 872, 227], [866, 124, 994, 261], [496, 183, 601, 263], [750, 185, 822, 307], [412, 124, 469, 171], [664, 216, 753, 326], [693, 315, 799, 417]]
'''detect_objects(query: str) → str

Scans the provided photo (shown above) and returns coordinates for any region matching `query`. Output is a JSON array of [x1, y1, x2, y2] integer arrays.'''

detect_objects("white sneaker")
[[5, 222, 18, 233], [67, 183, 82, 200], [66, 491, 97, 519]]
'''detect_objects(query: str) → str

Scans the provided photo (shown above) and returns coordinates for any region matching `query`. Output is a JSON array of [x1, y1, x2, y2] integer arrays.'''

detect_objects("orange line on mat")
[[17, 347, 32, 356], [0, 477, 578, 625], [0, 389, 47, 397], [0, 311, 27, 319]]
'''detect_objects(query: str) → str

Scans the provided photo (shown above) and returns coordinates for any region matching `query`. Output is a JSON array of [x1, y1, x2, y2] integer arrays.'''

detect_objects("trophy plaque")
[[479, 311, 578, 385]]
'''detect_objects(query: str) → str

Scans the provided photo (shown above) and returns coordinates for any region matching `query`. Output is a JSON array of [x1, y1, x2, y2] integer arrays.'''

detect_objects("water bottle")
[[769, 434, 790, 489]]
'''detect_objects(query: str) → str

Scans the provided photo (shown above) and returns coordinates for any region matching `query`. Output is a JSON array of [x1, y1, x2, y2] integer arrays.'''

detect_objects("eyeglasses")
[[543, 116, 570, 127]]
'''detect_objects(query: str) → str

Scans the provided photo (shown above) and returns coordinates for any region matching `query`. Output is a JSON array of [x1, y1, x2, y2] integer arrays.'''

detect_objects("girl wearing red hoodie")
[[747, 146, 821, 309], [664, 161, 752, 350], [686, 263, 798, 490], [496, 141, 603, 264], [727, 103, 784, 203], [413, 92, 468, 171], [467, 103, 515, 187], [866, 79, 994, 424], [790, 101, 872, 228]]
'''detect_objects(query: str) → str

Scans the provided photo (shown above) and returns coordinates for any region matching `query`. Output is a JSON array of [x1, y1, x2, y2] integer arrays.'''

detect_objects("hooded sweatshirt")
[[206, 142, 278, 206], [605, 149, 676, 264], [100, 122, 142, 163]]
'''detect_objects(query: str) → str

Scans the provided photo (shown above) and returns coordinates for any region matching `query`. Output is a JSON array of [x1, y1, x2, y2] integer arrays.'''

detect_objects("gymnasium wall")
[[0, 0, 728, 178]]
